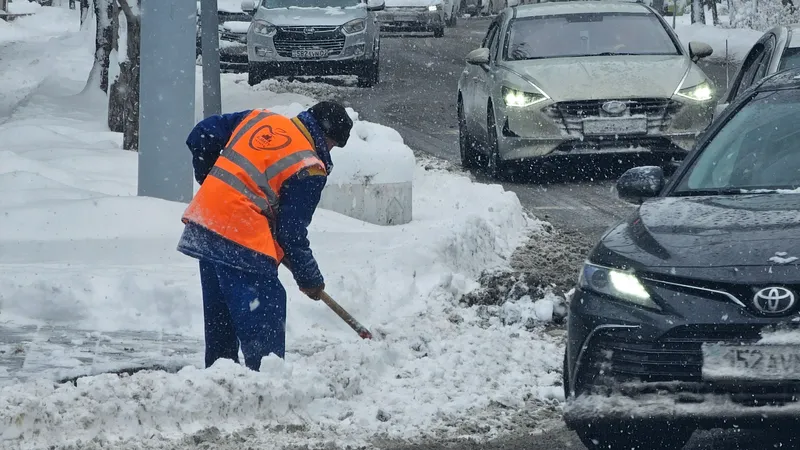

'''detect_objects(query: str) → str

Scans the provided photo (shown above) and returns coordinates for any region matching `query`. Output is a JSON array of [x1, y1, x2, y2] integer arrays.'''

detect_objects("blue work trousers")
[[199, 260, 287, 371]]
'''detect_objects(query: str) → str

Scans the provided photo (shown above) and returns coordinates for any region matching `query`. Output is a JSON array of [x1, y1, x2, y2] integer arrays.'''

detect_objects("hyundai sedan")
[[457, 1, 716, 179], [563, 68, 800, 450]]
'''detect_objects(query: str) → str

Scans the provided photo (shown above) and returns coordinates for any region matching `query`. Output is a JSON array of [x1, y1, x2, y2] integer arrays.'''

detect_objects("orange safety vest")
[[182, 109, 327, 263]]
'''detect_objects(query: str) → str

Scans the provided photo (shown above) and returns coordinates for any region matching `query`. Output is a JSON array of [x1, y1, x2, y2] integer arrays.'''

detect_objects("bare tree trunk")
[[709, 0, 719, 25], [691, 0, 706, 23], [80, 0, 90, 27], [115, 0, 140, 150], [86, 0, 115, 93]]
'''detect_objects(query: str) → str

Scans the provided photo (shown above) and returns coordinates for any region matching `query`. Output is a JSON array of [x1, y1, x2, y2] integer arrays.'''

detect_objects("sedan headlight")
[[502, 86, 548, 107], [428, 3, 442, 11], [578, 263, 660, 310], [675, 80, 713, 102], [343, 18, 366, 34], [252, 20, 277, 36]]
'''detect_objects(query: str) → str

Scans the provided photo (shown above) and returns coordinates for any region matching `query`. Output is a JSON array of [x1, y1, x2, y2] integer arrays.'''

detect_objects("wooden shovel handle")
[[318, 291, 373, 340]]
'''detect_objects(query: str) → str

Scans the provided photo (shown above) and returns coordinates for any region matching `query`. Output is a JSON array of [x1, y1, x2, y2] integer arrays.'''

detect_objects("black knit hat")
[[308, 101, 353, 147]]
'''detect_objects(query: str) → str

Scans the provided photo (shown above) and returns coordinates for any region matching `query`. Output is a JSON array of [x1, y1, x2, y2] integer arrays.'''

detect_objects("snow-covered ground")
[[0, 5, 565, 450]]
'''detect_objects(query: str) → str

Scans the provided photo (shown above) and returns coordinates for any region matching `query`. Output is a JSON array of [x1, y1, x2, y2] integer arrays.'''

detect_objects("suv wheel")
[[248, 63, 269, 86], [433, 26, 445, 38], [357, 59, 380, 88], [574, 422, 693, 450]]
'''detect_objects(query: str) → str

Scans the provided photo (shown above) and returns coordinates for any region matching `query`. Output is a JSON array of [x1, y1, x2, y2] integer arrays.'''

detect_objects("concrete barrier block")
[[319, 181, 412, 226]]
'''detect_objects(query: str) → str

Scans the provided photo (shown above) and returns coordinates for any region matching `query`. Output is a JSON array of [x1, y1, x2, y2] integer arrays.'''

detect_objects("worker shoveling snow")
[[0, 7, 564, 450]]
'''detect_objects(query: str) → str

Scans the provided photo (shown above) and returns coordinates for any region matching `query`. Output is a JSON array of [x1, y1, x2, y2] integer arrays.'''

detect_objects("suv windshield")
[[779, 47, 800, 71], [504, 13, 680, 61], [262, 0, 361, 8], [675, 89, 800, 194]]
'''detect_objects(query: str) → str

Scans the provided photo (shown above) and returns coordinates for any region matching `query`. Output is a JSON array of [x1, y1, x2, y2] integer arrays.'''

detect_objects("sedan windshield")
[[779, 47, 800, 71], [262, 0, 360, 8], [675, 90, 800, 194], [504, 13, 680, 61]]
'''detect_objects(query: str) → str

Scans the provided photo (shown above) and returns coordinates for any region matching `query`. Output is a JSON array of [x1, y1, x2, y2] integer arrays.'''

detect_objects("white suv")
[[243, 0, 385, 87]]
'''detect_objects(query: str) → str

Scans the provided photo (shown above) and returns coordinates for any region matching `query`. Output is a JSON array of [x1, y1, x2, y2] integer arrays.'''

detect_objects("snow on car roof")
[[513, 1, 651, 18]]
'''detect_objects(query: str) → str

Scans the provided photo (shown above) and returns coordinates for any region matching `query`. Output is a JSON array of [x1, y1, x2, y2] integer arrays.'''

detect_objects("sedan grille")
[[545, 98, 681, 136], [587, 326, 764, 384], [273, 26, 345, 57]]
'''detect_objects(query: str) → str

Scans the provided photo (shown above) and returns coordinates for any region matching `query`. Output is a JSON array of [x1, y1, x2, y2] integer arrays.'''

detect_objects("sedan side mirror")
[[367, 0, 386, 11], [466, 48, 490, 66], [241, 0, 257, 14], [688, 41, 713, 63], [616, 166, 665, 204]]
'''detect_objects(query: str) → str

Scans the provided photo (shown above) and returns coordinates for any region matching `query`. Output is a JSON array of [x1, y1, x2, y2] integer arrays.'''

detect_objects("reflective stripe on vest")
[[182, 109, 327, 262]]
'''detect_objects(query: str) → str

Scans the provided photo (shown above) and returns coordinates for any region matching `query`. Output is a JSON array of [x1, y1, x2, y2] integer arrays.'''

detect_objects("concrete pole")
[[137, 0, 196, 203], [201, 0, 222, 118]]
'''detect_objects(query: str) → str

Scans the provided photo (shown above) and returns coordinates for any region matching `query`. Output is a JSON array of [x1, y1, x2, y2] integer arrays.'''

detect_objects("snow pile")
[[0, 9, 562, 450], [6, 0, 41, 15], [672, 15, 762, 61]]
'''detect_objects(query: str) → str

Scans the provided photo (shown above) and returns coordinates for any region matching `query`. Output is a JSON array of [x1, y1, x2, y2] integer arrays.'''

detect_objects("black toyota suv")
[[564, 68, 800, 450]]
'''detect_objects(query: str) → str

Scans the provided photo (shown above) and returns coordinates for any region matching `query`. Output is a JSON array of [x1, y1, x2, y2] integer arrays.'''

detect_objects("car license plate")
[[582, 117, 647, 136], [292, 49, 328, 59], [702, 343, 800, 381]]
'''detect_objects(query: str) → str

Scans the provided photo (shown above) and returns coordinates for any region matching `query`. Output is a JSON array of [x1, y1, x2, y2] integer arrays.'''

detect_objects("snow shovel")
[[281, 261, 372, 339]]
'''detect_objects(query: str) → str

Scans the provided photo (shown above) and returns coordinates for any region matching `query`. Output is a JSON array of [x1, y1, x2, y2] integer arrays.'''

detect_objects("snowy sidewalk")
[[0, 5, 565, 450]]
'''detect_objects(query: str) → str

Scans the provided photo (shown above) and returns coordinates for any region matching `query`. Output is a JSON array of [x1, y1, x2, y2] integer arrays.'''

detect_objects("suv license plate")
[[582, 117, 647, 136], [702, 343, 800, 381], [292, 49, 328, 58]]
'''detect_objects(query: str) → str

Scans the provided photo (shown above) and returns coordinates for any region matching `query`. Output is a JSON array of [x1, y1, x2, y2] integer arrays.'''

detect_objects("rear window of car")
[[504, 12, 680, 61], [779, 47, 800, 71]]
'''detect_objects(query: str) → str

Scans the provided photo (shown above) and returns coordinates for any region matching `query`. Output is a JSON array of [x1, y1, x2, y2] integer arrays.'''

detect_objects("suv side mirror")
[[241, 0, 257, 14], [367, 0, 385, 11], [466, 48, 490, 66], [688, 41, 713, 63], [616, 166, 665, 204]]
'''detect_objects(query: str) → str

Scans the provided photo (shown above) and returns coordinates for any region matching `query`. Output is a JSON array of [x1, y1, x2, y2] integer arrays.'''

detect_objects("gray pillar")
[[138, 0, 196, 203], [201, 0, 222, 118]]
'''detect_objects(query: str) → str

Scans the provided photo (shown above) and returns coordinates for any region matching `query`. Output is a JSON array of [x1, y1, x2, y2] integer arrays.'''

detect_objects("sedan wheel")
[[459, 100, 479, 170], [485, 107, 506, 180]]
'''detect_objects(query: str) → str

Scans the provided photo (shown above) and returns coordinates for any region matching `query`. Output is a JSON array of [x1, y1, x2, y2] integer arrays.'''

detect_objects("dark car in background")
[[563, 68, 800, 450], [196, 0, 253, 73]]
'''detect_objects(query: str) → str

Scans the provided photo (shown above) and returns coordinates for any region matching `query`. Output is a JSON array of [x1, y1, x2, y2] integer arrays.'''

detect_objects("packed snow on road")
[[0, 5, 564, 450]]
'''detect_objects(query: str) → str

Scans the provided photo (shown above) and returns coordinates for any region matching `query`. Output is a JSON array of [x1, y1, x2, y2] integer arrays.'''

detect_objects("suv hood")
[[258, 6, 366, 26], [503, 55, 690, 101], [595, 194, 800, 275]]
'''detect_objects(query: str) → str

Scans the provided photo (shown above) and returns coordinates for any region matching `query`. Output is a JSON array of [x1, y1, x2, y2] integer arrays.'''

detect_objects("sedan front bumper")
[[564, 282, 800, 430], [496, 96, 714, 161]]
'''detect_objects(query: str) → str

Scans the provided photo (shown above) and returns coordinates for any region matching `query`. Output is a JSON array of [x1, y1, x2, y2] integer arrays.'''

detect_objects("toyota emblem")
[[752, 287, 797, 315], [303, 27, 315, 35], [601, 100, 627, 115]]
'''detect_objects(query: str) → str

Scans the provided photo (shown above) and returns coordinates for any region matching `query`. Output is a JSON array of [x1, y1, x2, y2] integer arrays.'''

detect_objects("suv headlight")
[[502, 86, 548, 107], [342, 18, 366, 34], [675, 80, 713, 102], [252, 20, 277, 37], [578, 263, 660, 310], [428, 3, 442, 11]]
